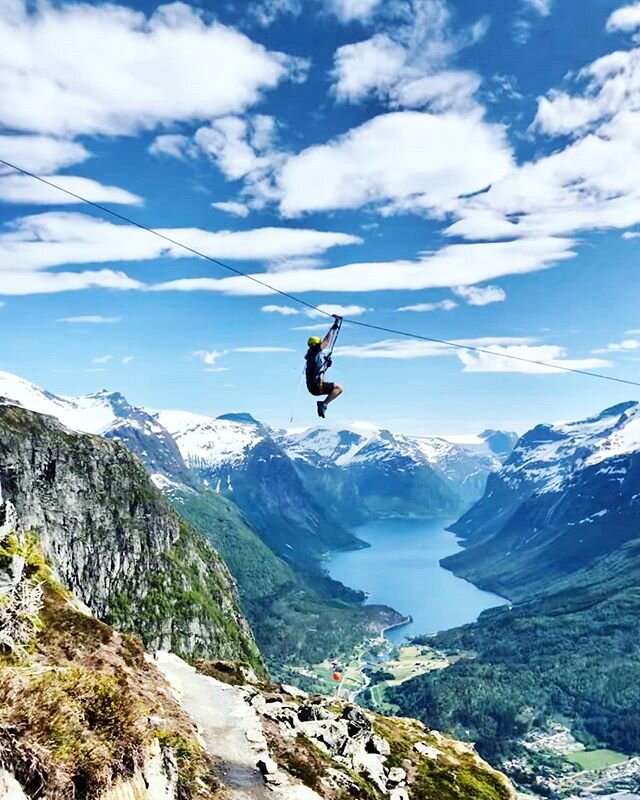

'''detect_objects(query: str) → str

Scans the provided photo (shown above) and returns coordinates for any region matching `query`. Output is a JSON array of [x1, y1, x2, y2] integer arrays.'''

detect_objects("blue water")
[[328, 518, 508, 644]]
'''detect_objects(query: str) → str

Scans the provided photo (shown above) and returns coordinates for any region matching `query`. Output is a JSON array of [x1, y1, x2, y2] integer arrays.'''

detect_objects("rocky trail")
[[155, 653, 321, 800]]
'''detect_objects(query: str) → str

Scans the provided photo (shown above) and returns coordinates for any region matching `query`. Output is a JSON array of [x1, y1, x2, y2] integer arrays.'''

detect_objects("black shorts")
[[308, 381, 335, 397]]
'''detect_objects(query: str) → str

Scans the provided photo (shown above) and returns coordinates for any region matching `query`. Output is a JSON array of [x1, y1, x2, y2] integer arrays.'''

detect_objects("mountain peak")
[[217, 412, 261, 426]]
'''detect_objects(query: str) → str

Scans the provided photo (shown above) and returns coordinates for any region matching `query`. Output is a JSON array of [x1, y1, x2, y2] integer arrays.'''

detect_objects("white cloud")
[[277, 110, 513, 217], [194, 349, 227, 368], [212, 201, 251, 218], [91, 354, 113, 365], [194, 345, 293, 371], [337, 337, 611, 374], [332, 35, 406, 103], [292, 323, 330, 332], [0, 2, 302, 137], [623, 230, 640, 238], [0, 211, 361, 272], [0, 135, 89, 174], [328, 0, 382, 22], [534, 49, 640, 137], [458, 345, 610, 374], [453, 285, 506, 306], [0, 175, 142, 206], [0, 270, 142, 296], [607, 3, 640, 32], [594, 338, 640, 352], [330, 0, 486, 110], [148, 134, 197, 160], [249, 0, 303, 27], [336, 336, 530, 359], [267, 256, 326, 272], [59, 315, 121, 324], [523, 0, 552, 16], [262, 304, 300, 315], [122, 356, 135, 364], [195, 117, 263, 180], [447, 126, 640, 240], [398, 299, 457, 312], [153, 237, 575, 296], [308, 303, 369, 318]]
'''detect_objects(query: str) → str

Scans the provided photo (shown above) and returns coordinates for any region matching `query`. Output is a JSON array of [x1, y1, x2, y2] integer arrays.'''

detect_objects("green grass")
[[566, 749, 629, 771]]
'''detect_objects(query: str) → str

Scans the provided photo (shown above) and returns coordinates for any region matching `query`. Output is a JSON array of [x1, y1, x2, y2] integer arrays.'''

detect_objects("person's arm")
[[320, 317, 341, 350]]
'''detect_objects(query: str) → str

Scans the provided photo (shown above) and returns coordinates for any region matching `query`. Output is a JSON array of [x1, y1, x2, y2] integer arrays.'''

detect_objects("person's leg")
[[325, 384, 343, 405]]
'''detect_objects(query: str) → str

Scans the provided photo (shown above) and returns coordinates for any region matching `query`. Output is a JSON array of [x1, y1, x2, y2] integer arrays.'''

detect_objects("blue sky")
[[1, 0, 640, 436]]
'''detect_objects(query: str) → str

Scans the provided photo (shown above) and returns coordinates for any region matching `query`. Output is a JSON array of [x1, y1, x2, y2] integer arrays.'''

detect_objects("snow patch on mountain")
[[502, 402, 640, 494], [154, 409, 266, 469], [0, 370, 117, 434]]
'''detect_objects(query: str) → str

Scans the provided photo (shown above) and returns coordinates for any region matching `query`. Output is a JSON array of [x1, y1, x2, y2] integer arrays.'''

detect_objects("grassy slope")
[[0, 533, 219, 800]]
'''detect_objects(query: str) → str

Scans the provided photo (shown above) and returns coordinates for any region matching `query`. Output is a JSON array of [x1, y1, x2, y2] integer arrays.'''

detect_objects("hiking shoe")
[[317, 401, 326, 419]]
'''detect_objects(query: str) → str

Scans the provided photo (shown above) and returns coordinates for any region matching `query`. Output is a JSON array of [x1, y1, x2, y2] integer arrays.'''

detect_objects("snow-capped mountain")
[[0, 368, 506, 562], [444, 401, 640, 599], [280, 424, 499, 508]]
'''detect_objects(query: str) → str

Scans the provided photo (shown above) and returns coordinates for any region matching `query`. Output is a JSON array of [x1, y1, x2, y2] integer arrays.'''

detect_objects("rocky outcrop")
[[0, 403, 261, 666]]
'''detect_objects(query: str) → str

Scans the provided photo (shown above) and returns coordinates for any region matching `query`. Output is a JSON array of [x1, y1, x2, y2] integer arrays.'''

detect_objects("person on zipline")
[[306, 316, 343, 418]]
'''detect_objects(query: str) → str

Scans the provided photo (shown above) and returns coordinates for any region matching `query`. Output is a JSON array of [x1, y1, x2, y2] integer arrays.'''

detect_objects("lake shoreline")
[[328, 517, 509, 644]]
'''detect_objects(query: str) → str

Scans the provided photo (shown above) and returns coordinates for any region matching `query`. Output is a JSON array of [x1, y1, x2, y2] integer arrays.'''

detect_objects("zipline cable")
[[2, 156, 640, 390]]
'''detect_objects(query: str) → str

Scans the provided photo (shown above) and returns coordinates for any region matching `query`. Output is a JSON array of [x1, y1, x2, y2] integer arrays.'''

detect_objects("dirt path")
[[155, 653, 321, 800]]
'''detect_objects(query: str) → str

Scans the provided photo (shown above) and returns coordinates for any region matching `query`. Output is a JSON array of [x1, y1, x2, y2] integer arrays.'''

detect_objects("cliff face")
[[0, 402, 260, 667]]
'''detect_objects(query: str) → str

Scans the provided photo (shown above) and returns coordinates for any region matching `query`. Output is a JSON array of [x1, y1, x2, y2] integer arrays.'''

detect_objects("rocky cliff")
[[0, 531, 514, 800], [0, 402, 260, 667]]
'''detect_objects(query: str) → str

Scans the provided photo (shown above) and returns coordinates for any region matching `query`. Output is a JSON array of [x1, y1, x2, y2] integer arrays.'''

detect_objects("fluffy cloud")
[[523, 0, 552, 16], [277, 110, 513, 217], [148, 135, 197, 160], [453, 285, 506, 305], [328, 0, 381, 22], [262, 304, 300, 315], [308, 304, 369, 317], [534, 49, 640, 137], [447, 126, 640, 240], [398, 300, 457, 312], [594, 338, 640, 353], [0, 175, 142, 206], [0, 211, 361, 296], [0, 1, 302, 137], [337, 337, 610, 374], [607, 3, 640, 32], [331, 0, 486, 110], [153, 237, 575, 295], [212, 202, 251, 218], [59, 315, 121, 324], [91, 355, 113, 365], [0, 212, 361, 273], [193, 345, 293, 371], [0, 135, 89, 173], [457, 345, 610, 374], [0, 270, 142, 296], [336, 336, 529, 359]]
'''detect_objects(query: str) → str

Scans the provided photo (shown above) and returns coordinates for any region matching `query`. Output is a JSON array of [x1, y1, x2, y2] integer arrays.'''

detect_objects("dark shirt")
[[305, 346, 325, 388]]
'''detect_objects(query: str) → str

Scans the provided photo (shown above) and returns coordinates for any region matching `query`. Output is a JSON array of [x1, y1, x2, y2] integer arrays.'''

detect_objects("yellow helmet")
[[307, 336, 322, 347]]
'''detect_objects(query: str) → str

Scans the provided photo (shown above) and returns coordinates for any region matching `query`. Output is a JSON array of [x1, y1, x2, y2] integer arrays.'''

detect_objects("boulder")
[[387, 767, 407, 786], [298, 703, 332, 722], [352, 752, 387, 794], [257, 756, 278, 776], [367, 734, 391, 756], [414, 742, 441, 760], [281, 684, 308, 699], [340, 706, 371, 739]]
